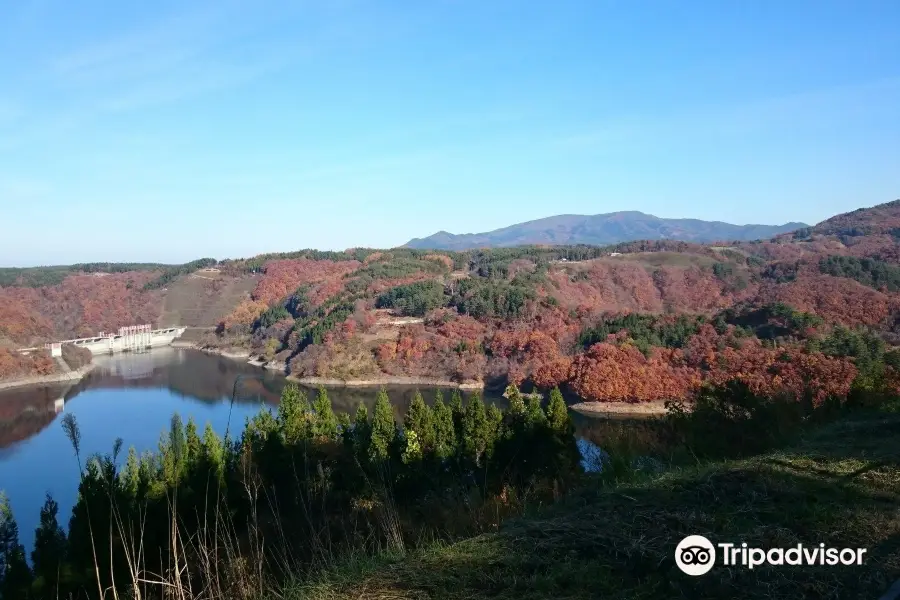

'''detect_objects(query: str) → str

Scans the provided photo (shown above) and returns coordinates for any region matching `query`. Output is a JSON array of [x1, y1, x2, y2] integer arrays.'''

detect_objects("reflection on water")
[[0, 349, 507, 551], [0, 347, 644, 552]]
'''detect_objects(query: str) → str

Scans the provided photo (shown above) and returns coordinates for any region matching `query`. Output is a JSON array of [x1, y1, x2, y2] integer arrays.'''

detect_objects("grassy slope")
[[158, 273, 259, 327], [284, 414, 900, 599]]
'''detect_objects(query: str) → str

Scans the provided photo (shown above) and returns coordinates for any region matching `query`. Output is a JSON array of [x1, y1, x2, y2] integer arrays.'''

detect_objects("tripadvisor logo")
[[675, 535, 867, 576]]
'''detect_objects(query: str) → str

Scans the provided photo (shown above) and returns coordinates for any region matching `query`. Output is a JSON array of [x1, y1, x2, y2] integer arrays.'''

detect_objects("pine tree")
[[526, 395, 547, 429], [449, 388, 465, 442], [404, 390, 435, 452], [121, 446, 141, 498], [337, 412, 352, 443], [432, 396, 456, 460], [546, 387, 570, 434], [401, 429, 423, 464], [449, 389, 464, 419], [202, 423, 225, 483], [462, 394, 492, 465], [505, 384, 526, 416], [486, 404, 504, 458], [312, 386, 338, 440], [353, 403, 371, 456], [161, 413, 187, 485], [185, 416, 202, 467], [369, 388, 396, 462], [0, 493, 32, 598], [278, 382, 311, 443], [31, 494, 67, 597]]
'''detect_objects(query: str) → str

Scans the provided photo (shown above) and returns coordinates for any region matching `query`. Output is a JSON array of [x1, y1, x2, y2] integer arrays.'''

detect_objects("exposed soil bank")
[[0, 364, 97, 392], [291, 376, 484, 390], [174, 342, 252, 361], [569, 400, 671, 417], [181, 342, 484, 390]]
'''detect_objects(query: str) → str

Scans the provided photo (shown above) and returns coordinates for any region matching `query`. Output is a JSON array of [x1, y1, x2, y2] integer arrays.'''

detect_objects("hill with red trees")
[[4, 199, 900, 404]]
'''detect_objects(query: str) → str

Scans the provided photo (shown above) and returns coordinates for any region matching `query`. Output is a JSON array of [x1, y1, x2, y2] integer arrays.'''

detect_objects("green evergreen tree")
[[0, 493, 32, 598], [401, 429, 423, 464], [160, 413, 187, 485], [337, 412, 352, 442], [201, 423, 225, 483], [546, 387, 571, 434], [526, 395, 547, 429], [353, 403, 371, 456], [505, 384, 526, 416], [434, 388, 444, 407], [432, 396, 456, 460], [462, 394, 492, 465], [278, 382, 311, 444], [121, 446, 141, 498], [449, 389, 464, 419], [486, 404, 504, 458], [404, 390, 436, 452], [312, 387, 338, 440], [31, 494, 67, 597], [246, 408, 278, 445], [369, 388, 396, 462], [449, 388, 465, 442], [185, 416, 202, 467]]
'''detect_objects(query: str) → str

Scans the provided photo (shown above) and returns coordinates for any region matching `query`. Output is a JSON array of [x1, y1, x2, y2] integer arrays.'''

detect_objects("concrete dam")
[[21, 325, 187, 356]]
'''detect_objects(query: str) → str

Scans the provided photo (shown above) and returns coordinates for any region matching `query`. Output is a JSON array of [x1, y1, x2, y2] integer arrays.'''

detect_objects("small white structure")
[[45, 343, 62, 357]]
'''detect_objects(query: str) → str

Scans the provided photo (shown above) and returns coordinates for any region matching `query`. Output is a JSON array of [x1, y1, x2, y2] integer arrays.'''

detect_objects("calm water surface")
[[0, 348, 609, 552]]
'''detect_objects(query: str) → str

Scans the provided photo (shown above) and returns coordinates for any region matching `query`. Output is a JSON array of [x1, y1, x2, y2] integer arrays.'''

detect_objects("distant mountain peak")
[[404, 211, 808, 250]]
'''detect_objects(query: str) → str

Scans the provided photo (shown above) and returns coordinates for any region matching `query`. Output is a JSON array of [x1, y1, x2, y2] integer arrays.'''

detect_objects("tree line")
[[0, 384, 579, 600]]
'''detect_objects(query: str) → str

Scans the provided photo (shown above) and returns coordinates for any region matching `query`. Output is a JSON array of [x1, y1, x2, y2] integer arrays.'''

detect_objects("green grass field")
[[281, 413, 900, 599]]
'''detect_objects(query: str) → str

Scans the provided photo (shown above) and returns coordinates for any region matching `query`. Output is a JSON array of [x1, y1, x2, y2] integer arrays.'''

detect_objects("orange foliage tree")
[[568, 342, 698, 403]]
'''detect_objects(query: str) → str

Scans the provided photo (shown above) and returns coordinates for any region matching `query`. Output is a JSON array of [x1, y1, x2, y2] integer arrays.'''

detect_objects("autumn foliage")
[[0, 349, 57, 381], [0, 272, 161, 345], [7, 199, 900, 406], [251, 258, 360, 305], [568, 341, 698, 403]]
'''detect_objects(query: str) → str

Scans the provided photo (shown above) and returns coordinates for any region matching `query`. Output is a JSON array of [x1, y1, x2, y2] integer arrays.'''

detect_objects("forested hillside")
[[191, 199, 900, 407], [405, 210, 807, 249], [4, 200, 900, 407]]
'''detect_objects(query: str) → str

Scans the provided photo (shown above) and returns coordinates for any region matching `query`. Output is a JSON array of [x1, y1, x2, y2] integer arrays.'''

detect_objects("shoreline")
[[178, 342, 485, 390], [0, 363, 97, 392], [569, 400, 671, 417], [291, 376, 484, 390]]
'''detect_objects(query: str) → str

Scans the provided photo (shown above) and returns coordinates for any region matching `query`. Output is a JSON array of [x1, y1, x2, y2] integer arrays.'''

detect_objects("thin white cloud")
[[52, 3, 245, 84], [554, 76, 900, 151]]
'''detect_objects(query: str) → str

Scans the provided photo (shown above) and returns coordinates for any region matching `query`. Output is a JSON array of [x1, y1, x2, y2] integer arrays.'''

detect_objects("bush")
[[376, 281, 447, 316], [578, 314, 705, 353], [819, 255, 900, 292], [664, 382, 811, 459]]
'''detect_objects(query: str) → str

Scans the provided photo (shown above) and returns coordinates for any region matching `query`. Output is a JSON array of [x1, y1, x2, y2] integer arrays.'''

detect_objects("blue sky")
[[1, 1, 899, 266]]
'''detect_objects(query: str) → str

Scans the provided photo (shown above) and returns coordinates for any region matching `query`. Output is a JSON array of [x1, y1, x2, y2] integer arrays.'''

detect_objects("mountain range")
[[404, 211, 809, 250]]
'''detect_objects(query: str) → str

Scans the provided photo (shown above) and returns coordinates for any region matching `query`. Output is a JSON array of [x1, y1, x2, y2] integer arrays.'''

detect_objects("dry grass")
[[280, 414, 900, 599]]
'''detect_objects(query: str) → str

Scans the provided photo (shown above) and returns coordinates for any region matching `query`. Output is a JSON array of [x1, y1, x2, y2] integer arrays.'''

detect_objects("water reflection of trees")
[[72, 350, 287, 405], [0, 384, 70, 449], [0, 349, 621, 451]]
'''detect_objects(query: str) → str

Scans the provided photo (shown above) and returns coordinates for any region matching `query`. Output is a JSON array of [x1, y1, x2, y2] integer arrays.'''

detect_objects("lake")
[[0, 347, 618, 552]]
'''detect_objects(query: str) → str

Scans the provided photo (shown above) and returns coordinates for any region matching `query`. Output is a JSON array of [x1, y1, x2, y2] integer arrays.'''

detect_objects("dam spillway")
[[20, 325, 188, 356], [70, 325, 187, 355]]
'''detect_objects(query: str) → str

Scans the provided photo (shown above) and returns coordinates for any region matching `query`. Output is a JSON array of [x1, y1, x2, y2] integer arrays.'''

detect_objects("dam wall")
[[19, 325, 187, 356]]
